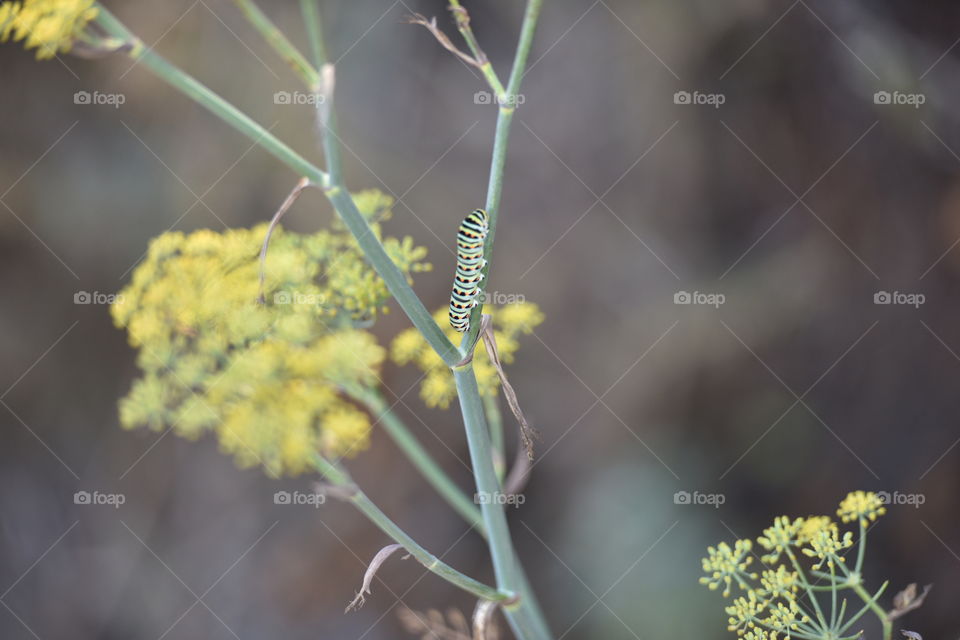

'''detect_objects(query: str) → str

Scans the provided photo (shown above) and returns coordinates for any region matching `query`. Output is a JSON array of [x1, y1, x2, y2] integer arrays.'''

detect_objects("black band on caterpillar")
[[449, 209, 488, 332]]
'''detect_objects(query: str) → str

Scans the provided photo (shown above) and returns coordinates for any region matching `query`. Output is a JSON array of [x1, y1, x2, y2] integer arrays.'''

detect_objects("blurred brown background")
[[2, 0, 960, 638]]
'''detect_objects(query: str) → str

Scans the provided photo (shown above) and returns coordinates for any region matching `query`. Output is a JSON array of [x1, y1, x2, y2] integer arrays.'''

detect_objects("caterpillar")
[[449, 209, 489, 332]]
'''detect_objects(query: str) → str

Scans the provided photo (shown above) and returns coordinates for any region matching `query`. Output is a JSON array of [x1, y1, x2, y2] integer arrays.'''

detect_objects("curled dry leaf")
[[345, 544, 406, 613], [888, 583, 932, 621]]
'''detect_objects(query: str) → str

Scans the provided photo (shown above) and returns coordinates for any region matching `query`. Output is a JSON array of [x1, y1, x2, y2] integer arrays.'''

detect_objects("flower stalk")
[[464, 0, 544, 346], [309, 453, 510, 603], [232, 0, 319, 88], [347, 387, 485, 532]]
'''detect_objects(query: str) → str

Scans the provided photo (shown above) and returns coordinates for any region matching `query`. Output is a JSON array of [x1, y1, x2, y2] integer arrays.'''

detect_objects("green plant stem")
[[297, 3, 345, 221], [830, 563, 838, 629], [483, 393, 506, 482], [838, 581, 888, 635], [233, 0, 320, 88], [309, 453, 510, 602], [454, 367, 552, 639], [465, 0, 544, 346], [787, 549, 829, 632], [299, 0, 329, 67], [446, 0, 507, 98], [348, 388, 485, 532], [440, 2, 550, 636], [94, 6, 460, 367], [850, 580, 892, 640], [855, 521, 867, 574]]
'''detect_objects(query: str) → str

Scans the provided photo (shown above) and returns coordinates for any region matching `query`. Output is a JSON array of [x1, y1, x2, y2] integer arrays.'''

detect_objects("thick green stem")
[[233, 0, 320, 88], [454, 367, 552, 639], [483, 393, 506, 482], [308, 453, 509, 602], [349, 388, 485, 532], [95, 6, 460, 366]]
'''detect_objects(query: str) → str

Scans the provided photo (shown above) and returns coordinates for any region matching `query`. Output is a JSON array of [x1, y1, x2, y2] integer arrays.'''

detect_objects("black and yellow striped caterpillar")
[[449, 209, 489, 332]]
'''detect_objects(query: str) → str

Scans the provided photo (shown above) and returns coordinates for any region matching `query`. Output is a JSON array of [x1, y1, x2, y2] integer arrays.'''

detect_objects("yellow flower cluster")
[[800, 524, 853, 570], [112, 192, 430, 476], [0, 0, 97, 59], [390, 302, 544, 409], [837, 490, 887, 528], [701, 492, 887, 639], [700, 539, 757, 597]]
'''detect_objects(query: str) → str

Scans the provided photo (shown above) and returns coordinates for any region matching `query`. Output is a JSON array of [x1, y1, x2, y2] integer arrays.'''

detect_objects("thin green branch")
[[233, 0, 320, 88], [296, 3, 343, 185], [348, 387, 485, 532], [849, 580, 892, 640], [855, 521, 867, 574], [786, 549, 829, 633], [464, 0, 544, 347], [309, 453, 510, 602], [838, 581, 889, 635], [94, 5, 460, 367], [94, 8, 325, 183], [445, 0, 507, 98], [299, 0, 329, 67]]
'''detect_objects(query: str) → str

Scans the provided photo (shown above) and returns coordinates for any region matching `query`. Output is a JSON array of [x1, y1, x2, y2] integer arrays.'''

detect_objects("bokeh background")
[[2, 0, 959, 638]]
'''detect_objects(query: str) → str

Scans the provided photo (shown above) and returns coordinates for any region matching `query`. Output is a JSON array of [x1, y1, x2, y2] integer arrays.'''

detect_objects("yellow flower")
[[496, 302, 544, 334], [390, 328, 423, 365], [389, 302, 544, 408], [796, 515, 833, 543], [700, 539, 756, 597], [112, 196, 425, 477], [837, 491, 886, 528], [762, 598, 808, 634], [725, 590, 766, 635], [0, 0, 99, 59], [0, 4, 18, 40], [800, 524, 853, 570], [757, 516, 803, 563], [420, 370, 457, 409], [757, 566, 800, 602], [321, 406, 371, 458]]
